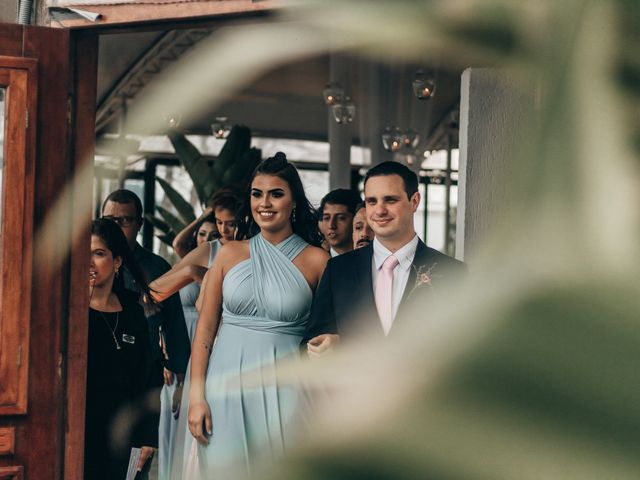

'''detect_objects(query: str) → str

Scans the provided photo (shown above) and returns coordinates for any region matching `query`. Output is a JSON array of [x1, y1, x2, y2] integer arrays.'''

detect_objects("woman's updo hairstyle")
[[236, 152, 322, 246]]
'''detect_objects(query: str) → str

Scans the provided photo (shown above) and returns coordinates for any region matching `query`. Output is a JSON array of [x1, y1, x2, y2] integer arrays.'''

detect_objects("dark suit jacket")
[[302, 240, 466, 343]]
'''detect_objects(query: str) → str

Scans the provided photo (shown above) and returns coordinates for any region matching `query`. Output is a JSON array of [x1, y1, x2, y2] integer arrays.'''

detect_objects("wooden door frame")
[[0, 24, 98, 480], [63, 29, 98, 480]]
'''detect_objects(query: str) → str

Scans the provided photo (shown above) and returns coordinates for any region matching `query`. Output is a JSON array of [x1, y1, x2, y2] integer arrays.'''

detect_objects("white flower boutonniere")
[[408, 262, 437, 297]]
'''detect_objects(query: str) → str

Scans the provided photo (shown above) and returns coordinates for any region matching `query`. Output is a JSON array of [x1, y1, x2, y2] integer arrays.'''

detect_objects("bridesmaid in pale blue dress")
[[178, 213, 217, 339], [187, 152, 328, 478], [150, 190, 241, 480]]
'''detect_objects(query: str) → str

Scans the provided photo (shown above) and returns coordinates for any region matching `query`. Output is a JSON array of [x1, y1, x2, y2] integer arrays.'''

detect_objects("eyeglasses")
[[102, 215, 139, 227]]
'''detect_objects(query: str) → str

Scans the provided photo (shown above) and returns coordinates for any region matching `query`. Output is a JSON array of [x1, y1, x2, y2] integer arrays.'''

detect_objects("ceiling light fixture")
[[323, 83, 344, 106], [210, 116, 230, 139], [332, 97, 355, 124], [412, 71, 436, 99], [401, 129, 420, 149], [381, 127, 403, 152]]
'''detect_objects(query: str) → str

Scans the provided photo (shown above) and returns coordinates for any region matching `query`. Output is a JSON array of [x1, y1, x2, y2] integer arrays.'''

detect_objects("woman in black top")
[[86, 218, 157, 479]]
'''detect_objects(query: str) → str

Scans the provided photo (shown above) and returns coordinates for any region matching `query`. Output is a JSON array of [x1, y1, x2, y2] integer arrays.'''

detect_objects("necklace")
[[98, 311, 122, 350]]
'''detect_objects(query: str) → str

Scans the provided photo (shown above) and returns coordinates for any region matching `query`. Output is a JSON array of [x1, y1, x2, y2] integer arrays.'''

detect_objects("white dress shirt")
[[372, 235, 419, 325], [330, 247, 340, 258]]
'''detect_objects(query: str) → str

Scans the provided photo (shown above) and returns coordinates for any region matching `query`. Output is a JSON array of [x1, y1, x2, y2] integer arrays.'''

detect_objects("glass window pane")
[[422, 148, 459, 170]]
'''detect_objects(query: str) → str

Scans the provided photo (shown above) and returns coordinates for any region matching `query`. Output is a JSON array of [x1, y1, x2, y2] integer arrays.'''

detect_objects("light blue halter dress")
[[195, 233, 313, 477]]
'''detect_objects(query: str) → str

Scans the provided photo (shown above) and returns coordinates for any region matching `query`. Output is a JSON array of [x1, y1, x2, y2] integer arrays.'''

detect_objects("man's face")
[[352, 207, 374, 249], [102, 200, 141, 249], [321, 203, 354, 253], [364, 174, 419, 247]]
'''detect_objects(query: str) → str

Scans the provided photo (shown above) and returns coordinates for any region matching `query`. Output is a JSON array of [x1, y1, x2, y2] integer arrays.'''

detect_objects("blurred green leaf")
[[114, 2, 640, 478]]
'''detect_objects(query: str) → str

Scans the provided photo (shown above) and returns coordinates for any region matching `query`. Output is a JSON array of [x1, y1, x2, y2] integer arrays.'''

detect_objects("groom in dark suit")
[[303, 161, 465, 355]]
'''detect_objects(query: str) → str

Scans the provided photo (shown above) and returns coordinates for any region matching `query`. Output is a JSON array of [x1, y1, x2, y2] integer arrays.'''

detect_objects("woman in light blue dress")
[[187, 152, 328, 477]]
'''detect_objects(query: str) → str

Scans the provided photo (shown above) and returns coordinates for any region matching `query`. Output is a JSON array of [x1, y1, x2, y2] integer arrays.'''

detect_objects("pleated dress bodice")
[[221, 233, 312, 336]]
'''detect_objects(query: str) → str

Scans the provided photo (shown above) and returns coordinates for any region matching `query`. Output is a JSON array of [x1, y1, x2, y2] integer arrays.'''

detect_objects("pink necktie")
[[375, 255, 400, 335]]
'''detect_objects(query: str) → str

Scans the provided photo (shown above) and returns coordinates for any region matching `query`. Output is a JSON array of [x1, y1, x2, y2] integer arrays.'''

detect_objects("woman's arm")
[[172, 207, 213, 258], [187, 248, 227, 445], [149, 243, 211, 302]]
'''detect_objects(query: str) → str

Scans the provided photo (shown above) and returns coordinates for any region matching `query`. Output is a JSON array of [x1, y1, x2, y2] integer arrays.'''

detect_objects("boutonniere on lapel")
[[408, 262, 438, 298]]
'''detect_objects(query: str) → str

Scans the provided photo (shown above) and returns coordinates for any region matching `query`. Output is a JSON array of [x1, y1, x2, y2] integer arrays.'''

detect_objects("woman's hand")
[[200, 206, 214, 218], [136, 446, 155, 472], [307, 333, 340, 358], [188, 398, 213, 445]]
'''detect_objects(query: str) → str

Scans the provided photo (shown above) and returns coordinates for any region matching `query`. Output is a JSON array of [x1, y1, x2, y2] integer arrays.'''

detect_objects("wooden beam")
[[48, 0, 277, 29]]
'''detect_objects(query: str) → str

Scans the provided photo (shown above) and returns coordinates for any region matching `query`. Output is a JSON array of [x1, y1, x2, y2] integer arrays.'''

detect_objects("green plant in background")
[[146, 124, 261, 246]]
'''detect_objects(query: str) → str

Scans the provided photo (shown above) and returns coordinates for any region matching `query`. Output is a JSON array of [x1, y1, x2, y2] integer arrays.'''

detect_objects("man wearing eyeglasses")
[[102, 189, 191, 476]]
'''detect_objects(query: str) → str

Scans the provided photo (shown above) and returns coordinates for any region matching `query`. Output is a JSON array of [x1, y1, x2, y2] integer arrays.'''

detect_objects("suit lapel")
[[394, 240, 437, 328]]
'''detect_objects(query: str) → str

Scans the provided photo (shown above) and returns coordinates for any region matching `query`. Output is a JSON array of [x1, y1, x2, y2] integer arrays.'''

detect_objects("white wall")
[[457, 68, 535, 263]]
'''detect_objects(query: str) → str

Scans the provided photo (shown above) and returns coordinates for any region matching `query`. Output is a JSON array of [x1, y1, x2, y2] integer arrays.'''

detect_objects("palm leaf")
[[212, 125, 251, 179], [157, 233, 175, 246], [234, 147, 261, 186], [156, 177, 196, 224], [156, 205, 186, 234], [168, 132, 211, 204], [144, 214, 172, 235], [199, 169, 222, 205]]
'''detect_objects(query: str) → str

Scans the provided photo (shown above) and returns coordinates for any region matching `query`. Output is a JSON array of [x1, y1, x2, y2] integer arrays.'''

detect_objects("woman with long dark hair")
[[86, 218, 158, 479], [184, 152, 328, 477]]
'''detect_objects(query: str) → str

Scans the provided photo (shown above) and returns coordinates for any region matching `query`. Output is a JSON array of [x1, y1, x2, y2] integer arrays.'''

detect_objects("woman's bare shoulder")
[[219, 239, 249, 255], [299, 245, 330, 269], [217, 240, 250, 272]]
